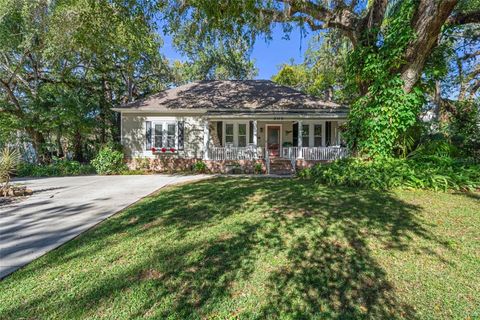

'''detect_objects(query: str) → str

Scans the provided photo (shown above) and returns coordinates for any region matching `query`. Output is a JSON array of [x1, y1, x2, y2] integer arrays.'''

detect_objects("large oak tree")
[[161, 0, 479, 157], [162, 0, 478, 93]]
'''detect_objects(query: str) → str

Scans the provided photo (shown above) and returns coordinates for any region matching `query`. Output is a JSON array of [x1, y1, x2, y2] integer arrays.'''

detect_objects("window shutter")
[[216, 121, 223, 146], [293, 123, 298, 147], [146, 121, 152, 150], [326, 121, 332, 146], [177, 121, 184, 150]]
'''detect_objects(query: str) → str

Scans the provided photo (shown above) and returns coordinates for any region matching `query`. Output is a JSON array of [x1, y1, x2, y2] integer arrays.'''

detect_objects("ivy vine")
[[344, 0, 425, 159]]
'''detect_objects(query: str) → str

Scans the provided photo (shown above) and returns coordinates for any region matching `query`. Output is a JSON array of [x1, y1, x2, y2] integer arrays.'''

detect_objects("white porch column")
[[298, 120, 303, 159], [203, 119, 210, 160], [252, 120, 258, 146], [252, 120, 258, 158]]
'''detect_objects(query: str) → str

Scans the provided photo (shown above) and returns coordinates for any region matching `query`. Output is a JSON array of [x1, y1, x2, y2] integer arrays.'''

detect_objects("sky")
[[160, 24, 314, 80]]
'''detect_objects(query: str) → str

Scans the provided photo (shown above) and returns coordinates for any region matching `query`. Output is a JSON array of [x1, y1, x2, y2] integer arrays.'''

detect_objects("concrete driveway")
[[0, 174, 209, 279]]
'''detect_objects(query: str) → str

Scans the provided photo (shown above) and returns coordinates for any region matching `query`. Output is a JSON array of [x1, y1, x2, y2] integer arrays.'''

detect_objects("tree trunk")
[[25, 127, 51, 164], [56, 129, 64, 158], [400, 0, 457, 93], [73, 128, 84, 163]]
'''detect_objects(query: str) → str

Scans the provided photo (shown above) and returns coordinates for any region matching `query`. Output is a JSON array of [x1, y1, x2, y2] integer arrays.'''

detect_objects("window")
[[302, 124, 309, 147], [154, 124, 163, 148], [314, 124, 322, 147], [151, 121, 177, 150], [166, 124, 175, 148], [224, 122, 249, 147], [225, 124, 234, 145], [238, 124, 247, 147]]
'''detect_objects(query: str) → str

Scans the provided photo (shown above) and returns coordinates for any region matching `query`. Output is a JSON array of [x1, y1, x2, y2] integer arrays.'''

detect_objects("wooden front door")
[[267, 125, 281, 157]]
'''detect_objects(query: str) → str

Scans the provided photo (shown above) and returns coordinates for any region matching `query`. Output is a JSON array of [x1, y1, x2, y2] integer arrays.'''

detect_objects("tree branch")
[[460, 50, 480, 60], [265, 0, 360, 45], [467, 79, 480, 99], [0, 79, 24, 117], [362, 0, 388, 31], [447, 9, 480, 25]]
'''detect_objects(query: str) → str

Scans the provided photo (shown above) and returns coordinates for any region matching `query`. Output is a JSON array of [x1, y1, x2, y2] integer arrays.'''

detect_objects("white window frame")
[[222, 121, 250, 147], [300, 121, 327, 147], [301, 124, 310, 147], [153, 123, 164, 148], [152, 120, 178, 149], [313, 124, 323, 147], [224, 123, 235, 146]]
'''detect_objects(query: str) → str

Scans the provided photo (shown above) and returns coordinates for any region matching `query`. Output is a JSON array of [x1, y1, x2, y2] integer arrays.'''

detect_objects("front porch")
[[203, 118, 348, 162]]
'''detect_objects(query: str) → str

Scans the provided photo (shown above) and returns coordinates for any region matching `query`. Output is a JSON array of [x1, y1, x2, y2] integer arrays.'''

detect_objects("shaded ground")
[[0, 175, 209, 278], [0, 178, 478, 319]]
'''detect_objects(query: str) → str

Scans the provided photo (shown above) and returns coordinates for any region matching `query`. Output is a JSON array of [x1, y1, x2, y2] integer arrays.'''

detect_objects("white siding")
[[121, 113, 347, 159], [121, 113, 205, 159]]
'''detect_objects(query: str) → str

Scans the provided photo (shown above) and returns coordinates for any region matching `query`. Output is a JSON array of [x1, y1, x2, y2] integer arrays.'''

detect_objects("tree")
[[160, 0, 480, 157], [169, 30, 258, 83], [272, 63, 308, 91], [0, 0, 169, 162], [273, 32, 351, 102]]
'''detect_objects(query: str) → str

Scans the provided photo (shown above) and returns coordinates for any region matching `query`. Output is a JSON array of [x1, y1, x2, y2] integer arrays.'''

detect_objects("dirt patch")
[[138, 268, 165, 281], [0, 195, 29, 207]]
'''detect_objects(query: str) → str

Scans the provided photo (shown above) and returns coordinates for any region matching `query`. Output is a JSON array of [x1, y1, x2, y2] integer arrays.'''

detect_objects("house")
[[112, 80, 349, 174]]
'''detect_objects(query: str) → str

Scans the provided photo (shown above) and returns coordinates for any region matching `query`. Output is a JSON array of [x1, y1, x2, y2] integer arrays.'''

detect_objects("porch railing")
[[209, 146, 265, 161], [208, 146, 347, 161], [282, 147, 349, 161]]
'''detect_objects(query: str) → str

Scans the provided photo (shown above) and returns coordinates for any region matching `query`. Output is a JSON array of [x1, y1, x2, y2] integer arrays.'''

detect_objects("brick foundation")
[[127, 157, 266, 174], [127, 157, 326, 174], [295, 159, 330, 170]]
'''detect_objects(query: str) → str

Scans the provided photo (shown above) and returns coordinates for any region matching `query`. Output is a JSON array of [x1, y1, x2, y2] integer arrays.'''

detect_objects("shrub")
[[192, 160, 208, 173], [0, 147, 21, 188], [447, 101, 480, 158], [254, 163, 263, 174], [300, 157, 480, 191], [17, 160, 96, 177], [408, 137, 459, 159], [91, 147, 126, 175]]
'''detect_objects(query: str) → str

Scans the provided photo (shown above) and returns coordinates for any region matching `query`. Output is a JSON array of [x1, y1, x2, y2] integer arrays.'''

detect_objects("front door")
[[267, 125, 281, 157]]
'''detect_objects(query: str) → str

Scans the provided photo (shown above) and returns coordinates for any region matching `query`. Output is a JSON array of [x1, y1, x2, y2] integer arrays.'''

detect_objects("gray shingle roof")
[[115, 80, 348, 113]]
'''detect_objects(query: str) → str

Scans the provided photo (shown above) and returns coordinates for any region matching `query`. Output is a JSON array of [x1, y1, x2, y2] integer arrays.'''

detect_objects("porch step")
[[269, 159, 293, 175]]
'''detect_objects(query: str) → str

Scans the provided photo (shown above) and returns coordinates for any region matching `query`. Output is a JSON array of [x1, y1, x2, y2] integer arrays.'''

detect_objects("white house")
[[113, 80, 348, 174]]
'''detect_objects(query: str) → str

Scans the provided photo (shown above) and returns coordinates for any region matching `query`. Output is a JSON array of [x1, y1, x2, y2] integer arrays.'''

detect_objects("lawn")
[[0, 178, 479, 319]]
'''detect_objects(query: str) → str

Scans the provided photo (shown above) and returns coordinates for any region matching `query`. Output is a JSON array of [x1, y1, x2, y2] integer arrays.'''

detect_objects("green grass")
[[0, 178, 479, 319]]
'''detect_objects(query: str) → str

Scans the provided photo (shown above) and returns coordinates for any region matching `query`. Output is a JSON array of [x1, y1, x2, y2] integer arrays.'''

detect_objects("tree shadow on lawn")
[[0, 178, 452, 319], [455, 191, 480, 201]]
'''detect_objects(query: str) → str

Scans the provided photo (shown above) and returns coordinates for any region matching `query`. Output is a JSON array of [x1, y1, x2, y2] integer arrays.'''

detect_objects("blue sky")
[[161, 25, 313, 80]]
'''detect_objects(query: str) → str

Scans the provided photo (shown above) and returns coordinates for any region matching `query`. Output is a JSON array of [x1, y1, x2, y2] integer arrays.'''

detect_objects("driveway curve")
[[0, 174, 209, 279]]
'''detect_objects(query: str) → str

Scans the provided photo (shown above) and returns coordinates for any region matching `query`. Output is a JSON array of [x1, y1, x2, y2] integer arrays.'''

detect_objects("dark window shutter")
[[326, 121, 332, 146], [216, 121, 223, 146], [146, 121, 152, 150], [177, 121, 184, 150], [293, 123, 298, 147], [249, 121, 254, 144]]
